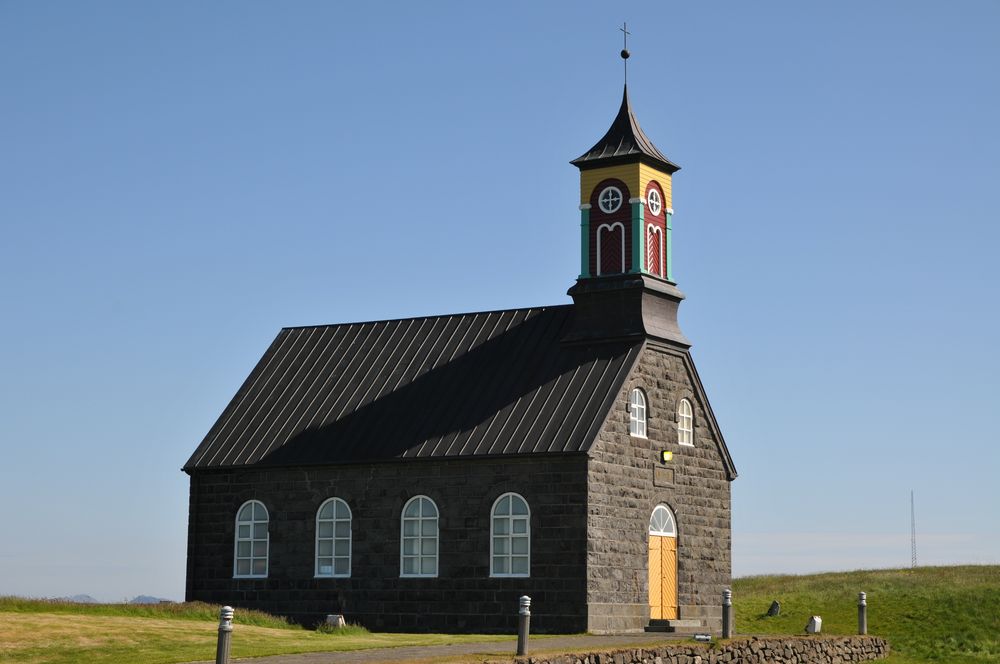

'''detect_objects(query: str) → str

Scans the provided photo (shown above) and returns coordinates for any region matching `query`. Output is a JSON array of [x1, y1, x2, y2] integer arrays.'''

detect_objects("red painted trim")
[[644, 181, 666, 278], [589, 179, 632, 276], [644, 181, 665, 222]]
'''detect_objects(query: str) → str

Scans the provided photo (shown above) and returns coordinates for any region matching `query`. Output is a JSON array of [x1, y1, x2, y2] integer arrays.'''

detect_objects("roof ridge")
[[280, 303, 573, 331]]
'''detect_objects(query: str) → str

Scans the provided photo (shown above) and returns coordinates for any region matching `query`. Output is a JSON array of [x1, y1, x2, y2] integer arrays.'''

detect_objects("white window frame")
[[233, 500, 269, 579], [596, 222, 626, 275], [598, 186, 623, 213], [629, 388, 647, 438], [678, 398, 694, 446], [649, 504, 677, 537], [315, 497, 352, 578], [647, 188, 663, 216], [490, 492, 530, 578], [400, 495, 439, 578]]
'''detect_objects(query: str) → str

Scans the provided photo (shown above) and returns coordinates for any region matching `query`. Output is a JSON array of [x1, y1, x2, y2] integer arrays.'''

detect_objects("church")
[[183, 75, 737, 634]]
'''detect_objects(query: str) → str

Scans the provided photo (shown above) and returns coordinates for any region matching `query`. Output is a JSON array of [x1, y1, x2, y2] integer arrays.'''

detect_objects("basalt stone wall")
[[586, 344, 733, 633], [507, 636, 890, 664], [186, 455, 588, 632]]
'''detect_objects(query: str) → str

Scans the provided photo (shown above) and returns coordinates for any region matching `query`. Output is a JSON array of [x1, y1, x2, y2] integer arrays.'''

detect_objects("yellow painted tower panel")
[[580, 164, 641, 205], [580, 163, 672, 209], [638, 163, 672, 210]]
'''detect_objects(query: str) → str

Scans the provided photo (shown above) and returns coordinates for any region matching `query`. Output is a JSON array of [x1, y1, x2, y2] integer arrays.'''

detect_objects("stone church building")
[[183, 83, 737, 634]]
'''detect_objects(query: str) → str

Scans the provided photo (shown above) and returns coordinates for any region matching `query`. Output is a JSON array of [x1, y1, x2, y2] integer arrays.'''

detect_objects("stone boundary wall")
[[507, 635, 889, 664]]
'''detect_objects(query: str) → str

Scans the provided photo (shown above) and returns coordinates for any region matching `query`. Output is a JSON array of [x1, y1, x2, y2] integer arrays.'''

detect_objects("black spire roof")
[[571, 85, 680, 174]]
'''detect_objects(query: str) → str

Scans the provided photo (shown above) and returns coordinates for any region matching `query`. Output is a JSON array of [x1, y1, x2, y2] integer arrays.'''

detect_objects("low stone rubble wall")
[[508, 635, 889, 664]]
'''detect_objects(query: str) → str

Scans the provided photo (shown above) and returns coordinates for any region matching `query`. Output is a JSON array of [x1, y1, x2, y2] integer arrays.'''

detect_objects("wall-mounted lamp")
[[660, 450, 673, 463]]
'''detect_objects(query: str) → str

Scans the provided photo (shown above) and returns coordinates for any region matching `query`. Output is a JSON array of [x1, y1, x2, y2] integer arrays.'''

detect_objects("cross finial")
[[619, 22, 631, 85]]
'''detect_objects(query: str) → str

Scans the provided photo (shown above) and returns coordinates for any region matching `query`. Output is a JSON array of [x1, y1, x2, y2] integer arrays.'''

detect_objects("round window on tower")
[[598, 186, 623, 214], [647, 188, 662, 216]]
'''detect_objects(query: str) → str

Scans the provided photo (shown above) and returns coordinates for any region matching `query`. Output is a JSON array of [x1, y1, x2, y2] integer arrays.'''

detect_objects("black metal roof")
[[571, 85, 680, 174], [184, 306, 642, 470]]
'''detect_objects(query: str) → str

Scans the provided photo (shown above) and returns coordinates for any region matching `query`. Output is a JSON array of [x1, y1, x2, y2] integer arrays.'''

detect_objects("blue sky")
[[1, 1, 997, 601]]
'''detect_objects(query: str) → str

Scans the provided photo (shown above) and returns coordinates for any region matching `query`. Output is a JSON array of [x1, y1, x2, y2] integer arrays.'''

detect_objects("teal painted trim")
[[579, 208, 591, 278], [665, 212, 674, 282], [632, 201, 645, 274]]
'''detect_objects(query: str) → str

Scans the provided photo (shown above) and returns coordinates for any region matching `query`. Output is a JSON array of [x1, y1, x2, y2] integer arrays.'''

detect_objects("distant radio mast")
[[910, 490, 917, 569]]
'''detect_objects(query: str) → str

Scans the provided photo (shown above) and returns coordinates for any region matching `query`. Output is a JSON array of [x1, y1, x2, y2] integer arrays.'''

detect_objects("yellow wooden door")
[[648, 535, 678, 620], [648, 536, 662, 619], [661, 536, 677, 619]]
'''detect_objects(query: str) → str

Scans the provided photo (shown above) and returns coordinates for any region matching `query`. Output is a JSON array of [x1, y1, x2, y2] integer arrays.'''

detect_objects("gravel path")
[[193, 632, 689, 664]]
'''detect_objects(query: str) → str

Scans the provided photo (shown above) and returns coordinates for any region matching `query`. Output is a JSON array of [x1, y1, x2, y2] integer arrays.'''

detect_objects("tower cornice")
[[562, 274, 690, 348]]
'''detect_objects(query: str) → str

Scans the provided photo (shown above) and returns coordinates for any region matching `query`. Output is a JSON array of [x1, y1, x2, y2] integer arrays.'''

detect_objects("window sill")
[[490, 573, 530, 579], [233, 574, 268, 579]]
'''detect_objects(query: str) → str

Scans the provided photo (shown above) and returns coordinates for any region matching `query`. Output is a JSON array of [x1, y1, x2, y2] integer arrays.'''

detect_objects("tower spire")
[[620, 22, 631, 85], [570, 86, 679, 174]]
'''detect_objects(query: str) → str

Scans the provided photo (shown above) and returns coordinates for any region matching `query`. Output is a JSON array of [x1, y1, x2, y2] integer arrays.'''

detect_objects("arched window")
[[400, 495, 438, 578], [491, 493, 530, 577], [234, 500, 268, 578], [647, 224, 663, 278], [678, 398, 694, 446], [649, 504, 677, 537], [629, 388, 647, 438], [316, 498, 351, 578], [597, 222, 625, 275]]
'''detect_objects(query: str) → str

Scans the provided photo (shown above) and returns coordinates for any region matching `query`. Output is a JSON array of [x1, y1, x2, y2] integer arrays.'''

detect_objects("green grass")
[[3, 567, 996, 663], [733, 565, 1000, 664], [0, 597, 296, 628], [0, 598, 512, 664]]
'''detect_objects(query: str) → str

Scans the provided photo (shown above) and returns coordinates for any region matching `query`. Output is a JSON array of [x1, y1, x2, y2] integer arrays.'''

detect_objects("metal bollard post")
[[516, 595, 531, 656], [858, 592, 868, 635], [216, 606, 234, 664], [721, 589, 733, 639]]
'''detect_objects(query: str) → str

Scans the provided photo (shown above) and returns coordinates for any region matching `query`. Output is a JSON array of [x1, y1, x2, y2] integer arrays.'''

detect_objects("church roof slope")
[[184, 306, 642, 470], [571, 85, 680, 174]]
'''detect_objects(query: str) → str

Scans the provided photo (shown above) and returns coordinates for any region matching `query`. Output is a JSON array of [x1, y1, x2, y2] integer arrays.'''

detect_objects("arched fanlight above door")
[[649, 504, 676, 537]]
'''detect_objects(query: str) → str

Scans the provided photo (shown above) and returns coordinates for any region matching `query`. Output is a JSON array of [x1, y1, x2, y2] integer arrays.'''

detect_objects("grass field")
[[0, 598, 510, 664], [733, 565, 1000, 663], [2, 566, 996, 663]]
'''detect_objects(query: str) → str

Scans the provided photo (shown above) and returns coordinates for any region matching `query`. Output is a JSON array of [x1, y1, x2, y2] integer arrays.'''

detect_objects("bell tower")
[[564, 50, 690, 348], [571, 85, 679, 281]]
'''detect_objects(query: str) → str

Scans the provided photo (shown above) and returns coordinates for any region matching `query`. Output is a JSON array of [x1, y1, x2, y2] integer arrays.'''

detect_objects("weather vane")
[[620, 22, 631, 85]]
